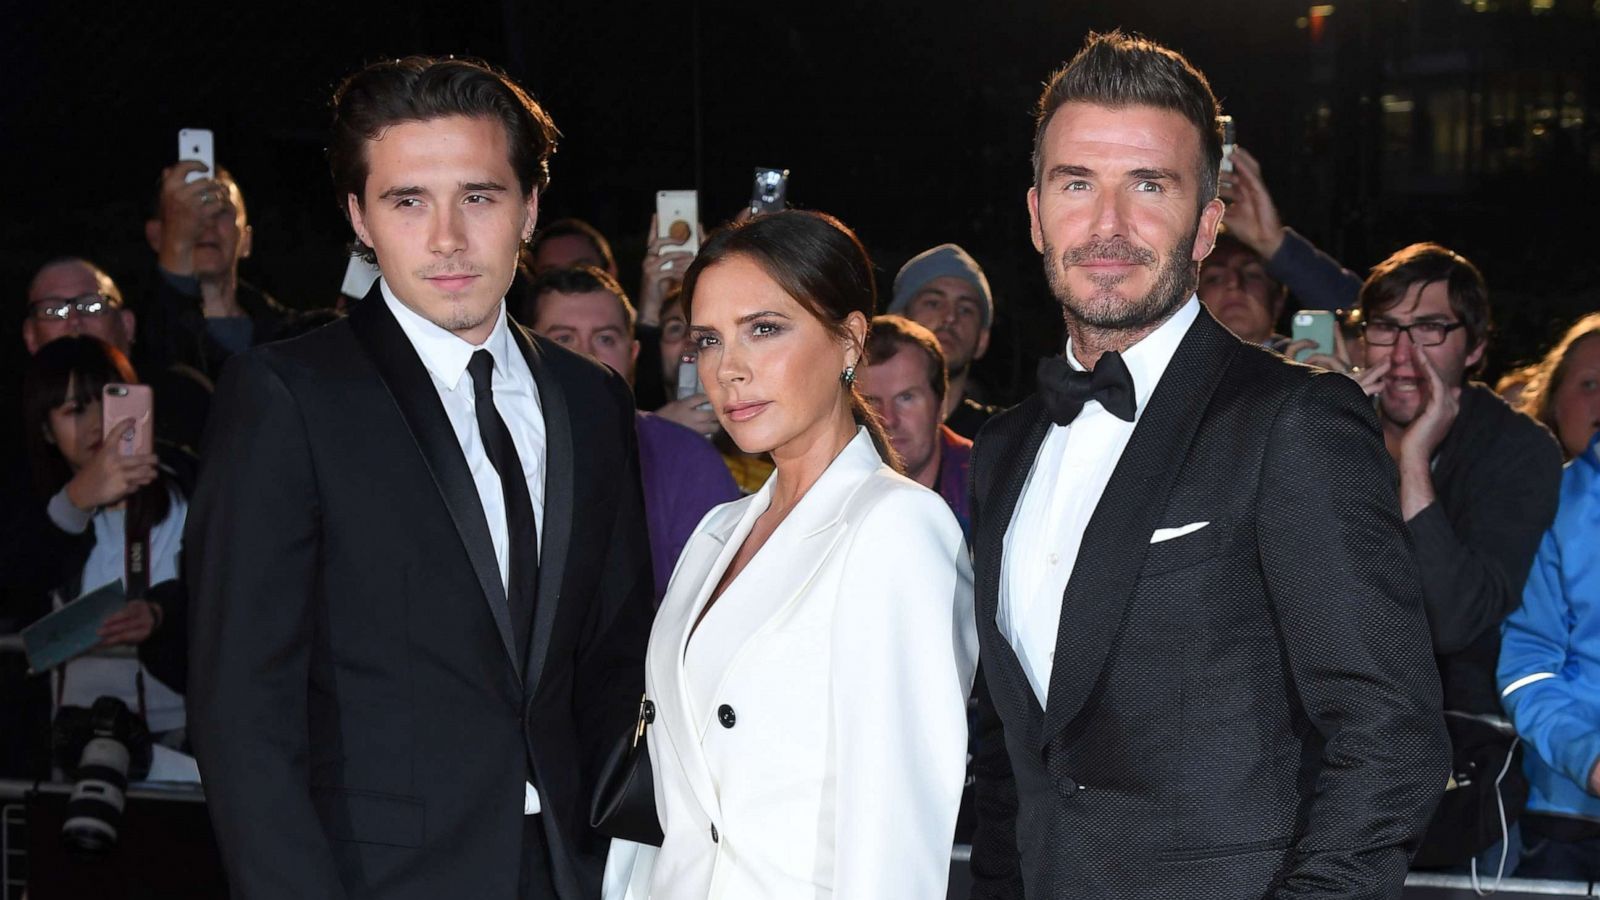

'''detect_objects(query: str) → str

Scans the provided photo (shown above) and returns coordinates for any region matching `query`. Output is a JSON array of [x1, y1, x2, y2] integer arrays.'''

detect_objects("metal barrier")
[[1, 799, 24, 900], [0, 787, 1593, 900]]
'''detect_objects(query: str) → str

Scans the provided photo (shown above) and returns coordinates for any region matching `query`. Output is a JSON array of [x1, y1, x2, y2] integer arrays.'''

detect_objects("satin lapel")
[[347, 286, 519, 676], [976, 397, 1051, 725], [512, 322, 574, 698], [1038, 309, 1238, 750]]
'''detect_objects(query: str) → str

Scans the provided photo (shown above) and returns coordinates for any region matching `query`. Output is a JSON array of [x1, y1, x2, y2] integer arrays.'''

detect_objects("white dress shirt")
[[381, 280, 547, 813], [999, 296, 1199, 704]]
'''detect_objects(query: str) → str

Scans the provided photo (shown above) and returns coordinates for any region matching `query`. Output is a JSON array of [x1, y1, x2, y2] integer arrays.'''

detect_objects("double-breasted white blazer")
[[627, 427, 977, 899]]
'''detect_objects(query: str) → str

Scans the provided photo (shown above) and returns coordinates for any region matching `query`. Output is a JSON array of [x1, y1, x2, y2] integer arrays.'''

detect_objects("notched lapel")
[[513, 323, 574, 698], [1038, 310, 1238, 750], [347, 286, 520, 678]]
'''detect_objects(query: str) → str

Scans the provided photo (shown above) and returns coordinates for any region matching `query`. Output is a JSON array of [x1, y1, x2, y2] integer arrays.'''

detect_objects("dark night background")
[[3, 0, 1597, 402]]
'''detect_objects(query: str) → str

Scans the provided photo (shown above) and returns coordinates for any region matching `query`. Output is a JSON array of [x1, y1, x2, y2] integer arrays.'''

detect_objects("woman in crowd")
[[1520, 311, 1600, 459], [19, 335, 191, 749], [1497, 424, 1600, 879], [1496, 312, 1600, 878], [612, 210, 977, 899]]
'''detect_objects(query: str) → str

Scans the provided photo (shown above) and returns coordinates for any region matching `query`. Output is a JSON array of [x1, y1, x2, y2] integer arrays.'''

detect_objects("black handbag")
[[590, 694, 664, 846]]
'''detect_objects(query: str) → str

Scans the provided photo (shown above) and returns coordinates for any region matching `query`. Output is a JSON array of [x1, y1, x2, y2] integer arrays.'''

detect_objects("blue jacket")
[[1498, 432, 1600, 820]]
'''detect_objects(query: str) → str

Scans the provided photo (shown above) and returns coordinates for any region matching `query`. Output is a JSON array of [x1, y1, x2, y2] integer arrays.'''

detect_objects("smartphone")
[[1290, 310, 1336, 363], [339, 252, 383, 300], [102, 384, 154, 456], [178, 128, 215, 184], [676, 360, 712, 412], [1218, 115, 1237, 175], [656, 190, 699, 256], [749, 167, 790, 215]]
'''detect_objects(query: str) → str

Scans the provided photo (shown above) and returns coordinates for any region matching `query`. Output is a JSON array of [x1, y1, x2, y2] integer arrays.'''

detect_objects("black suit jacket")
[[968, 307, 1449, 899], [186, 287, 653, 900]]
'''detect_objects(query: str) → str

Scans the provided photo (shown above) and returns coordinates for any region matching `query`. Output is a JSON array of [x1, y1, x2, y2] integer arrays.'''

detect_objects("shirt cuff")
[[47, 487, 94, 534], [524, 780, 541, 815]]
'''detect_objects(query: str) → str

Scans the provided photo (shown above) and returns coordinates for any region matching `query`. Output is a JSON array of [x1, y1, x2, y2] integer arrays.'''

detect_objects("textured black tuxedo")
[[968, 306, 1449, 899], [186, 285, 653, 900]]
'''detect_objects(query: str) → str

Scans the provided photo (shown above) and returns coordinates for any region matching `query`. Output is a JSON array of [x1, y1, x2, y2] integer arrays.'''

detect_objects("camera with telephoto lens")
[[52, 695, 153, 853]]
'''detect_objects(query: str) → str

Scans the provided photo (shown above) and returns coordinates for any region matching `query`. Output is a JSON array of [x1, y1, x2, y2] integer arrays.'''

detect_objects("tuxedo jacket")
[[186, 286, 653, 900], [967, 307, 1449, 900]]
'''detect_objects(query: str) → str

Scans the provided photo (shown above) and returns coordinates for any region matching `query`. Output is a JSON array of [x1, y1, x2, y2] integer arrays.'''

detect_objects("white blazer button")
[[711, 823, 720, 842], [717, 704, 736, 728]]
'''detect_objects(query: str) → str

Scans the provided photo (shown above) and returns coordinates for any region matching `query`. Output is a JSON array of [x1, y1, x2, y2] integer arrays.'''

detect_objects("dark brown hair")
[[865, 315, 949, 407], [680, 210, 901, 472], [329, 57, 559, 262], [23, 336, 171, 532], [1033, 30, 1223, 203], [524, 264, 636, 336], [1359, 242, 1491, 374], [526, 218, 615, 272]]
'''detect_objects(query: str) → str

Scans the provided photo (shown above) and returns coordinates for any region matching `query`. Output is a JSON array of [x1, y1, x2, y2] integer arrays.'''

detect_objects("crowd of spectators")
[[2, 90, 1599, 886]]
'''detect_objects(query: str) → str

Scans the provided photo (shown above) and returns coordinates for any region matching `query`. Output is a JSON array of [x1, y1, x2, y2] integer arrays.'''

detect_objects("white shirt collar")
[[380, 278, 512, 392], [1064, 295, 1199, 418]]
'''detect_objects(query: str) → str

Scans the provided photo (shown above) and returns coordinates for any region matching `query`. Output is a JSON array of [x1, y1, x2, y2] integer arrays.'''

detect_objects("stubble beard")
[[1043, 222, 1201, 337], [413, 262, 499, 336]]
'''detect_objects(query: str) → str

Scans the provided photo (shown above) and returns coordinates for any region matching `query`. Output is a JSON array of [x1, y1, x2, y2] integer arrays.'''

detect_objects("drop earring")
[[841, 365, 857, 386]]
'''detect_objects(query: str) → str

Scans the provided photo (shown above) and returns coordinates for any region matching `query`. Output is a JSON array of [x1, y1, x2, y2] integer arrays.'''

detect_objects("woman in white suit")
[[608, 210, 977, 900]]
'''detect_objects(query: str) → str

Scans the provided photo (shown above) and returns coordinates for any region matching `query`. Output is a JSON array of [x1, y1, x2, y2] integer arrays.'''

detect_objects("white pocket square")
[[1150, 521, 1210, 544]]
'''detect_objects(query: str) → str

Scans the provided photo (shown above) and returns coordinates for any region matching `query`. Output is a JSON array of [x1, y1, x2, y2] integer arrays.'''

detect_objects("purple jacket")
[[636, 412, 742, 601], [936, 424, 973, 543]]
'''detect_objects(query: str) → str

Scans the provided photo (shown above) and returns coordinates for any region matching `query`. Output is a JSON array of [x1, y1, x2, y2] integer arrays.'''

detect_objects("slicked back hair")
[[329, 56, 559, 262], [1032, 30, 1224, 204]]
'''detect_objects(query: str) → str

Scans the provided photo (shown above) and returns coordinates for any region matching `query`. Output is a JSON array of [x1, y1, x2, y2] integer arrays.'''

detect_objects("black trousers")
[[519, 814, 558, 898]]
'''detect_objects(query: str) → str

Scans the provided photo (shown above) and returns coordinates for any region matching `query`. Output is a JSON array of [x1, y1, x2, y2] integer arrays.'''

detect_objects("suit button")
[[718, 704, 736, 728], [642, 699, 656, 724], [710, 823, 719, 843], [1055, 775, 1079, 797]]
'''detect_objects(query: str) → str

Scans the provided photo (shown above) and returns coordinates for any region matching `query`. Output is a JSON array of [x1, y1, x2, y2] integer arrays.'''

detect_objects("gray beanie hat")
[[888, 243, 994, 329]]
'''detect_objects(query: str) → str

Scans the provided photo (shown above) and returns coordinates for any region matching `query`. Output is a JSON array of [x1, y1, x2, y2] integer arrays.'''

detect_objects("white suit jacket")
[[636, 428, 977, 900]]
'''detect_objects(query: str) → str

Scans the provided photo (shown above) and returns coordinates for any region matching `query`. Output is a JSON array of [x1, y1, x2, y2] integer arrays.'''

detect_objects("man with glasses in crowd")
[[1349, 242, 1562, 867], [21, 257, 211, 449], [23, 259, 137, 356]]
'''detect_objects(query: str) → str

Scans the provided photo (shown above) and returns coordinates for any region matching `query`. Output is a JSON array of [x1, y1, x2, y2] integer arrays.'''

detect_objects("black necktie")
[[468, 349, 538, 665], [1037, 350, 1137, 426]]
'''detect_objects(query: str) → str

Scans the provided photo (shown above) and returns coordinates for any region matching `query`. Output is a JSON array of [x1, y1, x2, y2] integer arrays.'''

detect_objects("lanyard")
[[53, 509, 153, 722]]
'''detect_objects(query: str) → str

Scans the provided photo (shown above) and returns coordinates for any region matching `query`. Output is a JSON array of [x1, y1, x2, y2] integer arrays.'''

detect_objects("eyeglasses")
[[30, 293, 119, 321], [1361, 319, 1465, 347]]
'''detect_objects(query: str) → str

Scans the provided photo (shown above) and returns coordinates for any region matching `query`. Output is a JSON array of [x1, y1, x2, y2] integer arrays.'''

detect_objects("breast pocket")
[[1140, 521, 1235, 578]]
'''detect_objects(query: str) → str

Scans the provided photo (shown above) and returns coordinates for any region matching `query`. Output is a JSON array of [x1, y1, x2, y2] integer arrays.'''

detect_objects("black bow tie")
[[1037, 350, 1137, 426]]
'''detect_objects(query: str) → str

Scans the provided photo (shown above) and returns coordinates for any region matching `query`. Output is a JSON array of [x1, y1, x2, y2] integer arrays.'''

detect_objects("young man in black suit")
[[186, 58, 653, 900], [967, 32, 1449, 899]]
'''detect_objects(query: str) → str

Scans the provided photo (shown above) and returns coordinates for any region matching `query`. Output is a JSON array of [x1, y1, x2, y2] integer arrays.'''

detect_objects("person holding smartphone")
[[12, 336, 191, 749], [139, 157, 291, 379]]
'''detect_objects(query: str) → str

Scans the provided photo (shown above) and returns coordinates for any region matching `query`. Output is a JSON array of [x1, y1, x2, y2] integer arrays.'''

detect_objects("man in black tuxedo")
[[186, 57, 653, 900], [967, 32, 1448, 899]]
